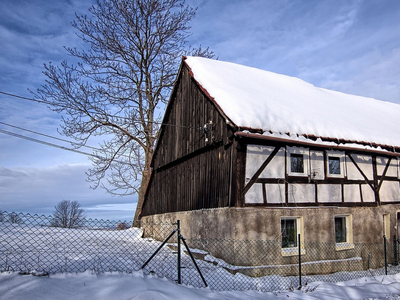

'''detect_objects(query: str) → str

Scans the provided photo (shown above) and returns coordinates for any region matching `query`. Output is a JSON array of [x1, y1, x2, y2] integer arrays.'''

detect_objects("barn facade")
[[139, 57, 400, 270]]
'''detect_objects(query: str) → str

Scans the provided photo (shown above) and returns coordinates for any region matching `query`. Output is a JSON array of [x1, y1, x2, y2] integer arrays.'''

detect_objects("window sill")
[[327, 174, 345, 178], [288, 173, 308, 177], [335, 242, 355, 251], [281, 247, 306, 257]]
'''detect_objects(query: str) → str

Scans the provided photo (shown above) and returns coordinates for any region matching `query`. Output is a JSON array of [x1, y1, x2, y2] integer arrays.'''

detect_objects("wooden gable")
[[140, 61, 240, 217]]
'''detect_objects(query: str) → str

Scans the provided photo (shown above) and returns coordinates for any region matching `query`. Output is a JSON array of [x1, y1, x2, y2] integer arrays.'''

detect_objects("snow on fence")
[[0, 211, 399, 292]]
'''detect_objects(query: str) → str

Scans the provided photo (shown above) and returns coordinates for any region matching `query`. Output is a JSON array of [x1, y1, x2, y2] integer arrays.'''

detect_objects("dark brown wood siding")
[[151, 65, 230, 169], [141, 63, 236, 217], [142, 143, 233, 215]]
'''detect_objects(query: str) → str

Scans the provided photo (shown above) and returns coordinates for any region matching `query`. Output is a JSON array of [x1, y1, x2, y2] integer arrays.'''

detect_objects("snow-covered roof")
[[183, 56, 400, 150]]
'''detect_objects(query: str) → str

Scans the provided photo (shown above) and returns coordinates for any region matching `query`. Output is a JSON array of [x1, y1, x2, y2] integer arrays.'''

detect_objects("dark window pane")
[[329, 157, 341, 175], [281, 219, 297, 248], [335, 217, 346, 243], [290, 154, 304, 173]]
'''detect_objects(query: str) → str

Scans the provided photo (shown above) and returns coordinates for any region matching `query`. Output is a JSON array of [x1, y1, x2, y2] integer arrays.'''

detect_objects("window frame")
[[287, 147, 309, 177], [383, 214, 390, 238], [326, 151, 345, 178], [398, 158, 400, 179]]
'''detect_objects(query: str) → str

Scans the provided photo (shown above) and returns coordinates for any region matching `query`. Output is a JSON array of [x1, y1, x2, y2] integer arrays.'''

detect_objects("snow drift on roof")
[[184, 56, 400, 148]]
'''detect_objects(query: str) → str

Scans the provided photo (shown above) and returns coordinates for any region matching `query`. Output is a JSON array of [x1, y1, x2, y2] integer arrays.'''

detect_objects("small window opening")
[[329, 157, 341, 175], [335, 216, 347, 243], [290, 154, 304, 174], [281, 219, 297, 248]]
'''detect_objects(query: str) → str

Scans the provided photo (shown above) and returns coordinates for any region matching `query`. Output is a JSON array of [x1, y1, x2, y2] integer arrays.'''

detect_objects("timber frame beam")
[[243, 146, 281, 195]]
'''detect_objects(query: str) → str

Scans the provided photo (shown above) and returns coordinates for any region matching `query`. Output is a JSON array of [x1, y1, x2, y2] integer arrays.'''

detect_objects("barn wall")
[[142, 205, 400, 275], [151, 65, 231, 170], [142, 206, 399, 243], [141, 64, 235, 217], [142, 143, 233, 215]]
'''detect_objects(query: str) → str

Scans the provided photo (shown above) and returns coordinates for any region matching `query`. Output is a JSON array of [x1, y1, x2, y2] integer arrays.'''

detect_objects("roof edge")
[[234, 131, 400, 157], [182, 57, 237, 128]]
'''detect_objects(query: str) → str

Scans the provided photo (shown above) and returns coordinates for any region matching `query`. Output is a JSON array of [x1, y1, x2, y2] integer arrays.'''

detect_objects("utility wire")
[[0, 121, 95, 150], [0, 129, 131, 165], [0, 128, 97, 157], [0, 90, 203, 130], [0, 91, 51, 105], [0, 121, 130, 159]]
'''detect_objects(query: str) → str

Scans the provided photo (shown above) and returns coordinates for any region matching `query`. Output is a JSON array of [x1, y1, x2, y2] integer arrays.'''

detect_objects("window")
[[281, 219, 297, 248], [291, 154, 304, 174], [281, 217, 305, 256], [335, 216, 347, 243], [326, 151, 345, 178], [329, 157, 341, 175], [287, 147, 309, 177], [334, 215, 354, 250]]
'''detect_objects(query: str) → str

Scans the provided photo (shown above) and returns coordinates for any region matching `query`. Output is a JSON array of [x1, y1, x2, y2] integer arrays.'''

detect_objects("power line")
[[0, 121, 95, 150], [0, 121, 130, 159], [0, 90, 203, 130], [0, 128, 131, 165], [0, 128, 97, 157], [0, 91, 51, 105]]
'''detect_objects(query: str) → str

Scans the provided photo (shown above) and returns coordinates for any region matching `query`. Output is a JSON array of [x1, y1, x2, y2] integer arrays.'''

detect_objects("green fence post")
[[384, 235, 387, 275], [298, 233, 302, 286], [394, 235, 398, 266], [177, 220, 181, 284]]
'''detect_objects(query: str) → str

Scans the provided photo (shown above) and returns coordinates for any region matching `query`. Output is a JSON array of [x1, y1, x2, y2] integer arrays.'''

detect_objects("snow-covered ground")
[[1, 270, 400, 300], [1, 217, 400, 299]]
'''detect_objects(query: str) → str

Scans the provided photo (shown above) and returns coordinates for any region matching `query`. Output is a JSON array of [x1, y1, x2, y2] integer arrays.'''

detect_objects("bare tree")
[[52, 200, 85, 228], [34, 0, 214, 224], [8, 212, 22, 224]]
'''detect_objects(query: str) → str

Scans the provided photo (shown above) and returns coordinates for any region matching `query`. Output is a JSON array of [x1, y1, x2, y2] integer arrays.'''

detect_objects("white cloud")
[[319, 48, 400, 102], [0, 164, 136, 220], [188, 0, 400, 104], [1, 0, 400, 219], [85, 203, 136, 221]]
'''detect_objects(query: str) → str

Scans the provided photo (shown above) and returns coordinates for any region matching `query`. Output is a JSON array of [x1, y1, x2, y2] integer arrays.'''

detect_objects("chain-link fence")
[[1, 211, 399, 292]]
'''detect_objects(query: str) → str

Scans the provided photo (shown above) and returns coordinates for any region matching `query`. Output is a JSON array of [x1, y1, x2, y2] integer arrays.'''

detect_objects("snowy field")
[[1, 270, 400, 299]]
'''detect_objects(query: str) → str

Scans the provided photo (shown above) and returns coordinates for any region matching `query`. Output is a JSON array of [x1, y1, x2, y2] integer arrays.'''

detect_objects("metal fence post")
[[298, 233, 302, 286], [393, 235, 398, 266], [177, 220, 181, 284], [384, 235, 387, 275]]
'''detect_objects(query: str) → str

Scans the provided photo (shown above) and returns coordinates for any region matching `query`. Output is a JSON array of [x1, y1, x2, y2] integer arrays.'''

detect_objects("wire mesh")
[[0, 211, 399, 292]]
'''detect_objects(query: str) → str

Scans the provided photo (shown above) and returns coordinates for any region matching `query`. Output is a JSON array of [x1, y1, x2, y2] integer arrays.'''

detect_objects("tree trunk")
[[132, 146, 153, 227]]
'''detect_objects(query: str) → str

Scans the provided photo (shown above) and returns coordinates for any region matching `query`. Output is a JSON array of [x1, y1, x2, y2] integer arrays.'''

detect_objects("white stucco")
[[318, 184, 342, 203]]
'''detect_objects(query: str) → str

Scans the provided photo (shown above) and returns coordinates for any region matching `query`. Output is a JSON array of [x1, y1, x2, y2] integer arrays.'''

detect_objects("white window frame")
[[326, 151, 345, 178], [383, 214, 390, 238], [334, 215, 354, 251], [287, 147, 309, 177], [398, 157, 400, 179], [281, 216, 305, 256]]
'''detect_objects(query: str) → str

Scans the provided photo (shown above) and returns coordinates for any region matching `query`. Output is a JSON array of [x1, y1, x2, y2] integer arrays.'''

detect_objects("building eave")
[[234, 131, 400, 157]]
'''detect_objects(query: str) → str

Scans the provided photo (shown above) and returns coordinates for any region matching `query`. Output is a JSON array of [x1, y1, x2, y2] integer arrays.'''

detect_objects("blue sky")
[[0, 0, 399, 220]]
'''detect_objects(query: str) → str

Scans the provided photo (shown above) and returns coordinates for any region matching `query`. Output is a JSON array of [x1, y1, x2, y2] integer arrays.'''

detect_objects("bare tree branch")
[[52, 200, 85, 228], [34, 0, 215, 224]]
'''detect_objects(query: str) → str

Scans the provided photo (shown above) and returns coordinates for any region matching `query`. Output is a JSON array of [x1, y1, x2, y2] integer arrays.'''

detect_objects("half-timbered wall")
[[245, 144, 400, 205], [141, 64, 234, 217]]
